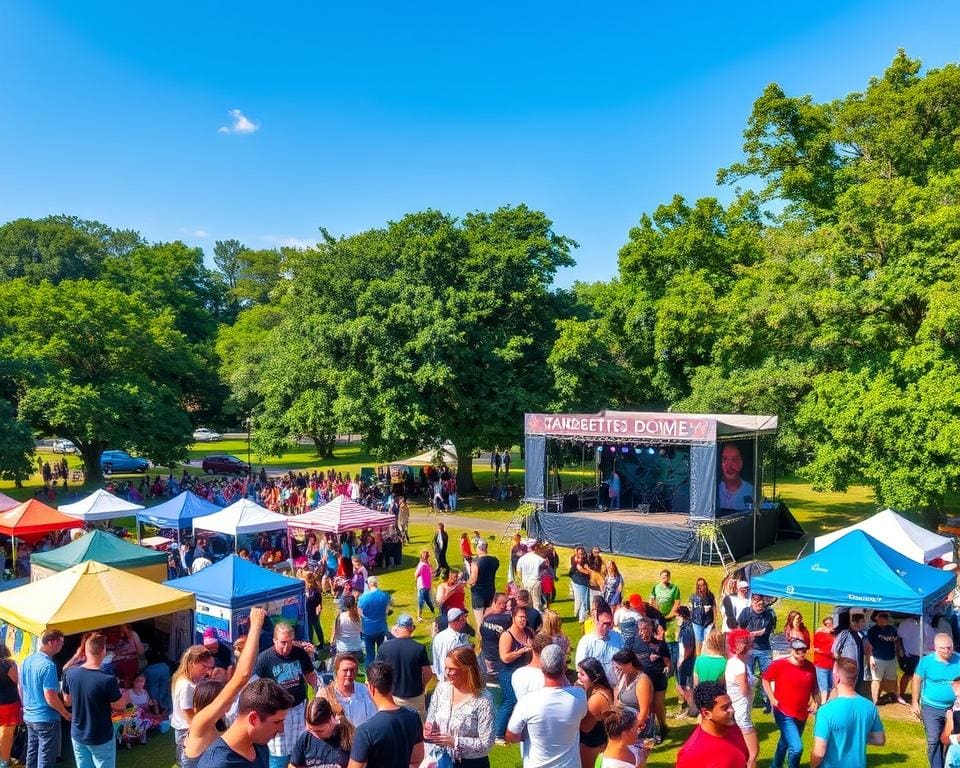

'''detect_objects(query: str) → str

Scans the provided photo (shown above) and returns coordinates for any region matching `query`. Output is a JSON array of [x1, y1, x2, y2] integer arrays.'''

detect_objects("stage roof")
[[524, 410, 778, 444]]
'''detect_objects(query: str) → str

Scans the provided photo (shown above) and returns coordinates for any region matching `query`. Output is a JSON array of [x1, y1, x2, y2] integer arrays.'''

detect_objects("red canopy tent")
[[0, 500, 86, 575]]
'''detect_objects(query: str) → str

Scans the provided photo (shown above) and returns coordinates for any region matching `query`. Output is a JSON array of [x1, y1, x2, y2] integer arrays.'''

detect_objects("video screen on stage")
[[598, 445, 690, 514], [716, 439, 755, 513]]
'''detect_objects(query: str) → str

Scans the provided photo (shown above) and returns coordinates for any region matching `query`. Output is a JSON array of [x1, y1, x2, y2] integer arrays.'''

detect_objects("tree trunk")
[[310, 435, 325, 458], [453, 440, 477, 493], [78, 444, 104, 486]]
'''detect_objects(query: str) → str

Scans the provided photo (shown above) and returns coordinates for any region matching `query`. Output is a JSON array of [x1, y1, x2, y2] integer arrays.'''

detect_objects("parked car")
[[192, 427, 223, 442], [201, 454, 250, 475], [100, 450, 150, 474], [52, 439, 77, 454]]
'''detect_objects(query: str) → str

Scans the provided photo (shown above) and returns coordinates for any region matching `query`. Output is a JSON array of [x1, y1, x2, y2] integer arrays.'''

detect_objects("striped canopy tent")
[[287, 495, 395, 535], [0, 493, 19, 513]]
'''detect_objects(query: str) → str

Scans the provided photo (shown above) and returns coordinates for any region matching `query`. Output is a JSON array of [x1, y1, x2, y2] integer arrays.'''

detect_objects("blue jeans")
[[73, 739, 116, 768], [751, 649, 772, 708], [922, 702, 948, 768], [772, 709, 806, 768], [692, 623, 713, 643], [26, 721, 60, 768], [667, 641, 679, 679], [572, 583, 590, 622], [418, 588, 436, 614], [269, 755, 289, 768], [815, 666, 833, 695], [362, 632, 386, 667], [495, 668, 517, 739]]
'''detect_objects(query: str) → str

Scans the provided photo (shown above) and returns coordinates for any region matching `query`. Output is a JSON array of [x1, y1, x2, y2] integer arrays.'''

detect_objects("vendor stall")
[[192, 499, 288, 558], [287, 495, 401, 566], [166, 554, 306, 642], [812, 508, 954, 564], [0, 499, 85, 580], [30, 530, 168, 583], [136, 491, 222, 546], [59, 488, 144, 522]]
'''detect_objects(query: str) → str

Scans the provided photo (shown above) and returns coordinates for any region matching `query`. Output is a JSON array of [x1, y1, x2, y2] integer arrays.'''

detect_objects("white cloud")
[[218, 108, 259, 135], [191, 229, 210, 238], [260, 234, 318, 250]]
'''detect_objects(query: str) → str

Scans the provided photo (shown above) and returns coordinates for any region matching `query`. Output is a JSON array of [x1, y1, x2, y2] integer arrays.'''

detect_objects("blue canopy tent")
[[750, 530, 955, 614], [166, 555, 306, 643], [136, 492, 222, 547]]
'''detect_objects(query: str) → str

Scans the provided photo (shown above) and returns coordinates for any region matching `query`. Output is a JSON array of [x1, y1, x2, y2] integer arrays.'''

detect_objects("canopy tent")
[[59, 489, 144, 522], [0, 500, 86, 577], [0, 560, 195, 636], [0, 493, 19, 513], [287, 495, 396, 535], [166, 555, 306, 642], [751, 530, 955, 614], [813, 508, 953, 564], [395, 443, 458, 466], [192, 499, 287, 537], [136, 491, 222, 545], [30, 530, 168, 583]]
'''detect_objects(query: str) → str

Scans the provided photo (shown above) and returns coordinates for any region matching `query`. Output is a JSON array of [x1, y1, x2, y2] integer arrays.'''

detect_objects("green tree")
[[0, 279, 195, 478], [0, 399, 34, 486], [0, 216, 107, 283]]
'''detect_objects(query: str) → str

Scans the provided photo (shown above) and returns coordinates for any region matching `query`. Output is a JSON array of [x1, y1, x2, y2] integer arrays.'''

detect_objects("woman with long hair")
[[577, 656, 615, 768], [784, 610, 811, 647], [610, 649, 652, 741], [414, 550, 436, 622], [688, 577, 716, 654], [331, 593, 364, 661], [289, 696, 352, 768], [303, 572, 324, 646], [170, 645, 215, 766], [603, 560, 624, 608], [0, 643, 21, 768], [586, 547, 605, 604], [693, 629, 727, 686], [495, 606, 533, 740], [724, 629, 758, 768], [538, 608, 571, 663], [424, 646, 495, 768], [812, 615, 836, 704], [719, 576, 740, 633], [569, 547, 593, 623], [599, 704, 643, 768]]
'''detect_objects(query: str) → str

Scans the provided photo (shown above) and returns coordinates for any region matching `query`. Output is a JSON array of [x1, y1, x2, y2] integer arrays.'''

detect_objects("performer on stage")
[[718, 444, 753, 511], [608, 470, 621, 510]]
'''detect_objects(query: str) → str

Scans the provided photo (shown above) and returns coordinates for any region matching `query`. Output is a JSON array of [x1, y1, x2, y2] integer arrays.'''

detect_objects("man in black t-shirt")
[[375, 615, 431, 721], [62, 633, 126, 768], [478, 593, 512, 678], [634, 618, 671, 741], [254, 623, 319, 767], [199, 679, 293, 768], [349, 662, 423, 768]]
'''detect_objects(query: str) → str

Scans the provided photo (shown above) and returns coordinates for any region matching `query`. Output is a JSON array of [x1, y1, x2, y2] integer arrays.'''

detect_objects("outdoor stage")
[[528, 503, 793, 563]]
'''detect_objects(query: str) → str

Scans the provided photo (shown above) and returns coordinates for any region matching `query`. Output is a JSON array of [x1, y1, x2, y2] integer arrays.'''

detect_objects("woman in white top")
[[170, 645, 215, 766], [724, 628, 758, 768], [331, 593, 364, 659], [598, 704, 643, 767], [425, 646, 495, 767]]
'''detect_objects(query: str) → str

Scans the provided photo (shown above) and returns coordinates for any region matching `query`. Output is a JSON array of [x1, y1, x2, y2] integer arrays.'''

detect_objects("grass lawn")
[[2, 443, 930, 766]]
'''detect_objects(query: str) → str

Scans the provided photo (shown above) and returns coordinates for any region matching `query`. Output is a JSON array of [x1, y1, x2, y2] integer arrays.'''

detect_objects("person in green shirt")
[[651, 569, 683, 685], [693, 629, 728, 686]]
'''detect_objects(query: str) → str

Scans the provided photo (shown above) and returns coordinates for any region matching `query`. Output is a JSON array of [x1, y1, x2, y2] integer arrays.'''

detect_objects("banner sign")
[[525, 411, 717, 443]]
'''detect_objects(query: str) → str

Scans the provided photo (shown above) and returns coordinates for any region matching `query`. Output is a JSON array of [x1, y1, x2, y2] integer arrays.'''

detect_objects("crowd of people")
[[9, 509, 960, 768]]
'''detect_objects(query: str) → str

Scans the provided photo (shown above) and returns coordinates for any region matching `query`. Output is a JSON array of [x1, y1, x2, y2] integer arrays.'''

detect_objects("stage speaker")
[[562, 493, 579, 513]]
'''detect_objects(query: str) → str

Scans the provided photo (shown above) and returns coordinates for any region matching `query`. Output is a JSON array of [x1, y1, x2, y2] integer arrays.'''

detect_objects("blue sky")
[[2, 2, 958, 286]]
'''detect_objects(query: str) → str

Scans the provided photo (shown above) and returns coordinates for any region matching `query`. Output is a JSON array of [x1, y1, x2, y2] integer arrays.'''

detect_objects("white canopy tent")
[[0, 492, 19, 513], [396, 443, 458, 466], [192, 499, 288, 536], [59, 489, 145, 522], [813, 508, 954, 564]]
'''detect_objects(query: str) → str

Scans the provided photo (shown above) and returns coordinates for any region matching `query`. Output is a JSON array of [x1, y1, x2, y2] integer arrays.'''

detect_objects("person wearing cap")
[[811, 657, 884, 768], [375, 615, 431, 721], [431, 609, 471, 682], [506, 644, 586, 767], [201, 626, 234, 682], [761, 637, 819, 768], [358, 575, 393, 668]]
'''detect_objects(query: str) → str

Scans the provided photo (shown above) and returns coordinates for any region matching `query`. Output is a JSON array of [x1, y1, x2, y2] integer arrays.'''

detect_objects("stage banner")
[[690, 443, 717, 520], [525, 411, 717, 443], [524, 435, 547, 502]]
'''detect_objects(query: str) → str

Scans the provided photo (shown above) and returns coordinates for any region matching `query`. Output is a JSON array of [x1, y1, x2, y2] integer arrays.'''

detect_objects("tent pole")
[[753, 431, 760, 559]]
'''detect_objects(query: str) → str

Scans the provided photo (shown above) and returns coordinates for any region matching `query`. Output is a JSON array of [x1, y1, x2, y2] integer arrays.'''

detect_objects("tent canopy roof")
[[137, 491, 221, 527], [0, 492, 19, 513], [165, 554, 303, 608], [394, 443, 458, 466], [814, 508, 953, 563], [59, 489, 144, 521], [31, 530, 166, 571], [0, 560, 194, 635], [192, 499, 287, 536], [287, 495, 396, 534], [0, 499, 84, 538], [751, 530, 955, 613]]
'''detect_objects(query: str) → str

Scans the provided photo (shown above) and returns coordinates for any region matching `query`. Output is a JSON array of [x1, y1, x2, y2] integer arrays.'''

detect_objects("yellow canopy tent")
[[0, 560, 195, 636]]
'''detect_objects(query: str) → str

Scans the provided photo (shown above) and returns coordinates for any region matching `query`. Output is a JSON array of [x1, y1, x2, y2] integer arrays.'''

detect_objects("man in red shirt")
[[676, 681, 748, 768], [761, 637, 820, 768]]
